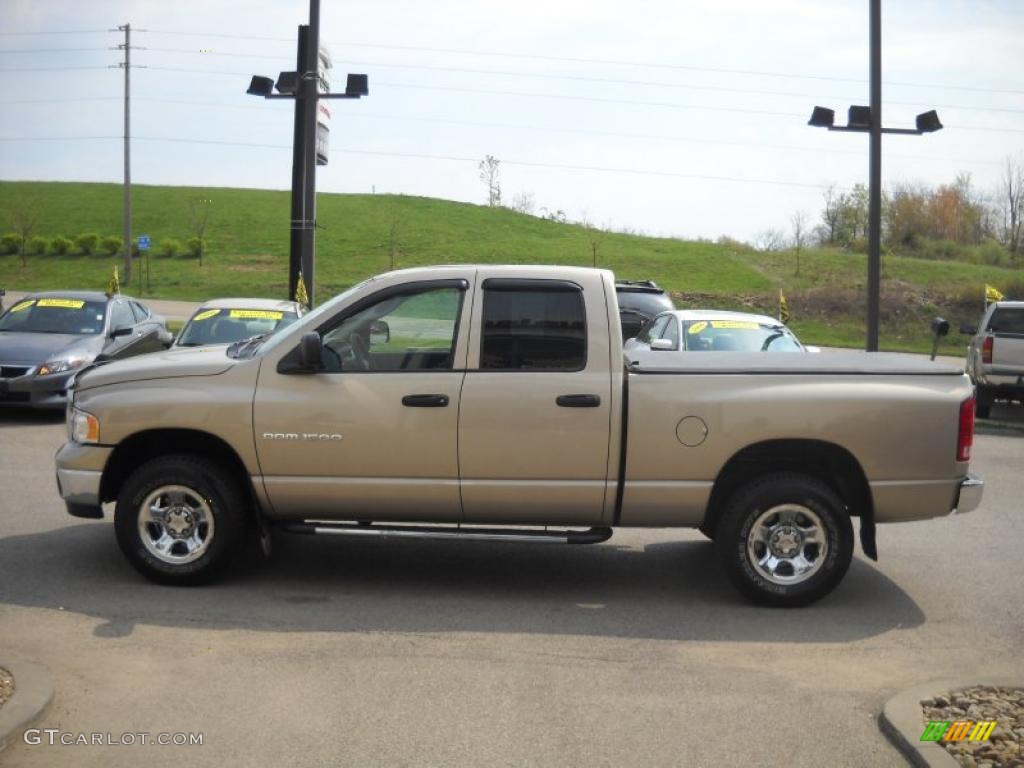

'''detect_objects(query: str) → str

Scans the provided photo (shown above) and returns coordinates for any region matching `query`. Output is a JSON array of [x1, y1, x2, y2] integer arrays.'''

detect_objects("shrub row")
[[0, 234, 204, 258]]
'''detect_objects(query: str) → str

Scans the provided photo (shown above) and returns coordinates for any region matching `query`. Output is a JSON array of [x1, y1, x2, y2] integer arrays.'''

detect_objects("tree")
[[9, 200, 39, 267], [189, 197, 211, 266], [790, 210, 808, 275], [510, 191, 535, 215], [579, 213, 603, 268], [820, 185, 844, 244], [754, 228, 786, 252], [478, 155, 501, 207], [997, 155, 1024, 256]]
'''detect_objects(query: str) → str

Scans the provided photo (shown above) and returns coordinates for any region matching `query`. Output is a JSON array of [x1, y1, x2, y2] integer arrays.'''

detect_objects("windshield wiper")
[[227, 333, 270, 359], [761, 332, 785, 351]]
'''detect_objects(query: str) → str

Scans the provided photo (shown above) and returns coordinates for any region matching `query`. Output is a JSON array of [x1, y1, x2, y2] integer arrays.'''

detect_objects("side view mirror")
[[650, 338, 674, 351], [369, 319, 390, 346], [111, 325, 133, 338], [299, 332, 323, 369], [959, 323, 977, 335]]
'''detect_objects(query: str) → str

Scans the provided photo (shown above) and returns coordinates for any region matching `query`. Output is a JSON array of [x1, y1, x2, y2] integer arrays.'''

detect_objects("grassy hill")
[[1, 180, 1020, 353]]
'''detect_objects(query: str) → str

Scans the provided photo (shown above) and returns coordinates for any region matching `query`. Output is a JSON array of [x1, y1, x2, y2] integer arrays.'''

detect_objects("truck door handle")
[[402, 394, 450, 407], [556, 394, 601, 408]]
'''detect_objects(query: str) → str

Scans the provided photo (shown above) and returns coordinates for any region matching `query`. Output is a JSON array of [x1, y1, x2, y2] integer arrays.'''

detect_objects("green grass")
[[1, 180, 1019, 354]]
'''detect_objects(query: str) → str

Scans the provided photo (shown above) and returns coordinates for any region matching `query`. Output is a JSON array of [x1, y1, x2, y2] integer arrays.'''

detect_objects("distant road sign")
[[137, 235, 150, 251]]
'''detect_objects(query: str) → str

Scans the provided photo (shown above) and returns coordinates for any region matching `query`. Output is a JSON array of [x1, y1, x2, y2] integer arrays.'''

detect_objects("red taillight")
[[982, 335, 994, 364], [957, 396, 975, 462]]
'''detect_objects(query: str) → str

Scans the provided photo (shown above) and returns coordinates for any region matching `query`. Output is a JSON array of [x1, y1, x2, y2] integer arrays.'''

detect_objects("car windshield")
[[176, 308, 299, 347], [0, 298, 107, 335], [682, 319, 803, 352]]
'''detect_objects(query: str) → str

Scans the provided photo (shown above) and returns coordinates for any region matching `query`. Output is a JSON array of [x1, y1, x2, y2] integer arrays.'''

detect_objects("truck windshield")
[[0, 298, 107, 335], [683, 320, 803, 352]]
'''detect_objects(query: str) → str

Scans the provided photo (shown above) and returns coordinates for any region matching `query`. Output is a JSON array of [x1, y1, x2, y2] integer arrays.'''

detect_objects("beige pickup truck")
[[55, 266, 983, 606]]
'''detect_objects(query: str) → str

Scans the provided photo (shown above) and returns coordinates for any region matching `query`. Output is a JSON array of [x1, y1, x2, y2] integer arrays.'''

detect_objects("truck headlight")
[[37, 356, 89, 376], [70, 408, 100, 444]]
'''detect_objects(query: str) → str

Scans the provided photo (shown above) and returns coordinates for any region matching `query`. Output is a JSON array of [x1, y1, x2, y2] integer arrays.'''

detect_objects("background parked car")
[[172, 298, 302, 348], [0, 291, 171, 409], [962, 300, 1024, 418], [615, 280, 674, 341], [624, 310, 807, 355]]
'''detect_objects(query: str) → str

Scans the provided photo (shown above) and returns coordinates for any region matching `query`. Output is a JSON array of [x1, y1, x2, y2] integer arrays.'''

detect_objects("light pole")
[[246, 0, 368, 309], [807, 0, 942, 351]]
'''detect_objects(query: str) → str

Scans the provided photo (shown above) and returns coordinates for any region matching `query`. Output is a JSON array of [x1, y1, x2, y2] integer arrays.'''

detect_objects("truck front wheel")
[[716, 473, 853, 607], [114, 454, 247, 585]]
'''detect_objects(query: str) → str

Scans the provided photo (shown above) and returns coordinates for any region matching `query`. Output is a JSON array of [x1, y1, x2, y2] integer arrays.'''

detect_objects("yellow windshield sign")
[[687, 321, 708, 334], [37, 299, 85, 309], [192, 309, 220, 322], [9, 300, 35, 313], [710, 320, 759, 330], [229, 309, 283, 320]]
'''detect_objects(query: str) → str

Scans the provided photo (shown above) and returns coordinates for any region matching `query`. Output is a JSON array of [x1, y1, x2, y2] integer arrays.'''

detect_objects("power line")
[[0, 97, 1004, 167], [140, 28, 1024, 96], [0, 30, 110, 36], [0, 133, 836, 190], [0, 48, 111, 53], [0, 66, 113, 72]]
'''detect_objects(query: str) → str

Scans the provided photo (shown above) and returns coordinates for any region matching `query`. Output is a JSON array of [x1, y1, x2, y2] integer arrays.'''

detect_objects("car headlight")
[[37, 356, 89, 376], [70, 407, 100, 444]]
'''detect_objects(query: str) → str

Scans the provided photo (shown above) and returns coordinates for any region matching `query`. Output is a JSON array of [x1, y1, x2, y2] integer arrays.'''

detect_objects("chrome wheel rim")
[[138, 485, 215, 565], [746, 504, 828, 586]]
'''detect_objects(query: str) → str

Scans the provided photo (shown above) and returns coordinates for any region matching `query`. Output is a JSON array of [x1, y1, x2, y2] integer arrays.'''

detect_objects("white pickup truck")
[[55, 266, 983, 606], [963, 301, 1024, 417]]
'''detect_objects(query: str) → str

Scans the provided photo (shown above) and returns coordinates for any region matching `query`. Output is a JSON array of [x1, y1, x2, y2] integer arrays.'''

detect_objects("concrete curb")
[[879, 678, 1023, 768], [0, 659, 55, 754]]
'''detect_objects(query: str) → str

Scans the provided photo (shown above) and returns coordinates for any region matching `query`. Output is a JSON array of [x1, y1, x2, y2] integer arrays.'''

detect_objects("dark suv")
[[615, 280, 674, 341]]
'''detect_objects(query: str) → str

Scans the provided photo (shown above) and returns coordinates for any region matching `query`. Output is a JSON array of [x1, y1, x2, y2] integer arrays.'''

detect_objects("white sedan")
[[624, 310, 811, 354]]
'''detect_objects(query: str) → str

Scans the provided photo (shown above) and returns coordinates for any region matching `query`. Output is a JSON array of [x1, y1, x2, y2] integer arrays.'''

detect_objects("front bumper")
[[55, 441, 113, 518], [0, 368, 77, 409], [953, 474, 984, 514]]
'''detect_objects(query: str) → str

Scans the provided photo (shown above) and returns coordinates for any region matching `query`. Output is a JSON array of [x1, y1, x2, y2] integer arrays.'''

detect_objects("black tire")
[[715, 473, 853, 607], [114, 454, 248, 585]]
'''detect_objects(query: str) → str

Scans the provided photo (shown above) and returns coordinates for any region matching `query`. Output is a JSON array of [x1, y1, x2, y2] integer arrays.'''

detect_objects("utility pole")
[[867, 0, 882, 351], [112, 23, 140, 287]]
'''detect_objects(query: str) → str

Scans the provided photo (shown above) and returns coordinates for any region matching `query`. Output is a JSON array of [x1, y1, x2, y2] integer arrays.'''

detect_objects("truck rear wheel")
[[716, 473, 853, 607], [114, 454, 247, 585]]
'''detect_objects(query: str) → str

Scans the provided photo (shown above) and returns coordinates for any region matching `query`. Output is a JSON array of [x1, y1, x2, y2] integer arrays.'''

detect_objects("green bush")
[[186, 236, 203, 258], [0, 233, 19, 255], [157, 238, 181, 258], [74, 233, 100, 255], [51, 236, 73, 255], [27, 236, 48, 255], [100, 235, 122, 256]]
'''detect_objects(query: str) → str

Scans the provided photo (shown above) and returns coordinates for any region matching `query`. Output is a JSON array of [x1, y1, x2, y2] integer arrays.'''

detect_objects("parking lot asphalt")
[[0, 411, 1021, 767]]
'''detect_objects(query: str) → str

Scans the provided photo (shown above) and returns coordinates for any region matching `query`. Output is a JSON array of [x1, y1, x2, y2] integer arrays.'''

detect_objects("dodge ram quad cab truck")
[[55, 266, 984, 606], [962, 301, 1024, 418]]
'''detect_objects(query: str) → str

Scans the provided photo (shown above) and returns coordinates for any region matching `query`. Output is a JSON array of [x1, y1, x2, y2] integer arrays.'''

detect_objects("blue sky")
[[1, 0, 1022, 241]]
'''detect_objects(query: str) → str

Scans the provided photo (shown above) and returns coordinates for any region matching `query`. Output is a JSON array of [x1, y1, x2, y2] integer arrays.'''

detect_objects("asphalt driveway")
[[0, 411, 1021, 767]]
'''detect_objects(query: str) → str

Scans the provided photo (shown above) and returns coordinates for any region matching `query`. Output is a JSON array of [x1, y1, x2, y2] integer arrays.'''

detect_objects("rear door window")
[[480, 281, 586, 370]]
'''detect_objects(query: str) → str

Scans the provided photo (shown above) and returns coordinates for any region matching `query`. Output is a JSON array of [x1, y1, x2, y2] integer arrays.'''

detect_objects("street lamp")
[[244, 0, 368, 309], [808, 105, 942, 136]]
